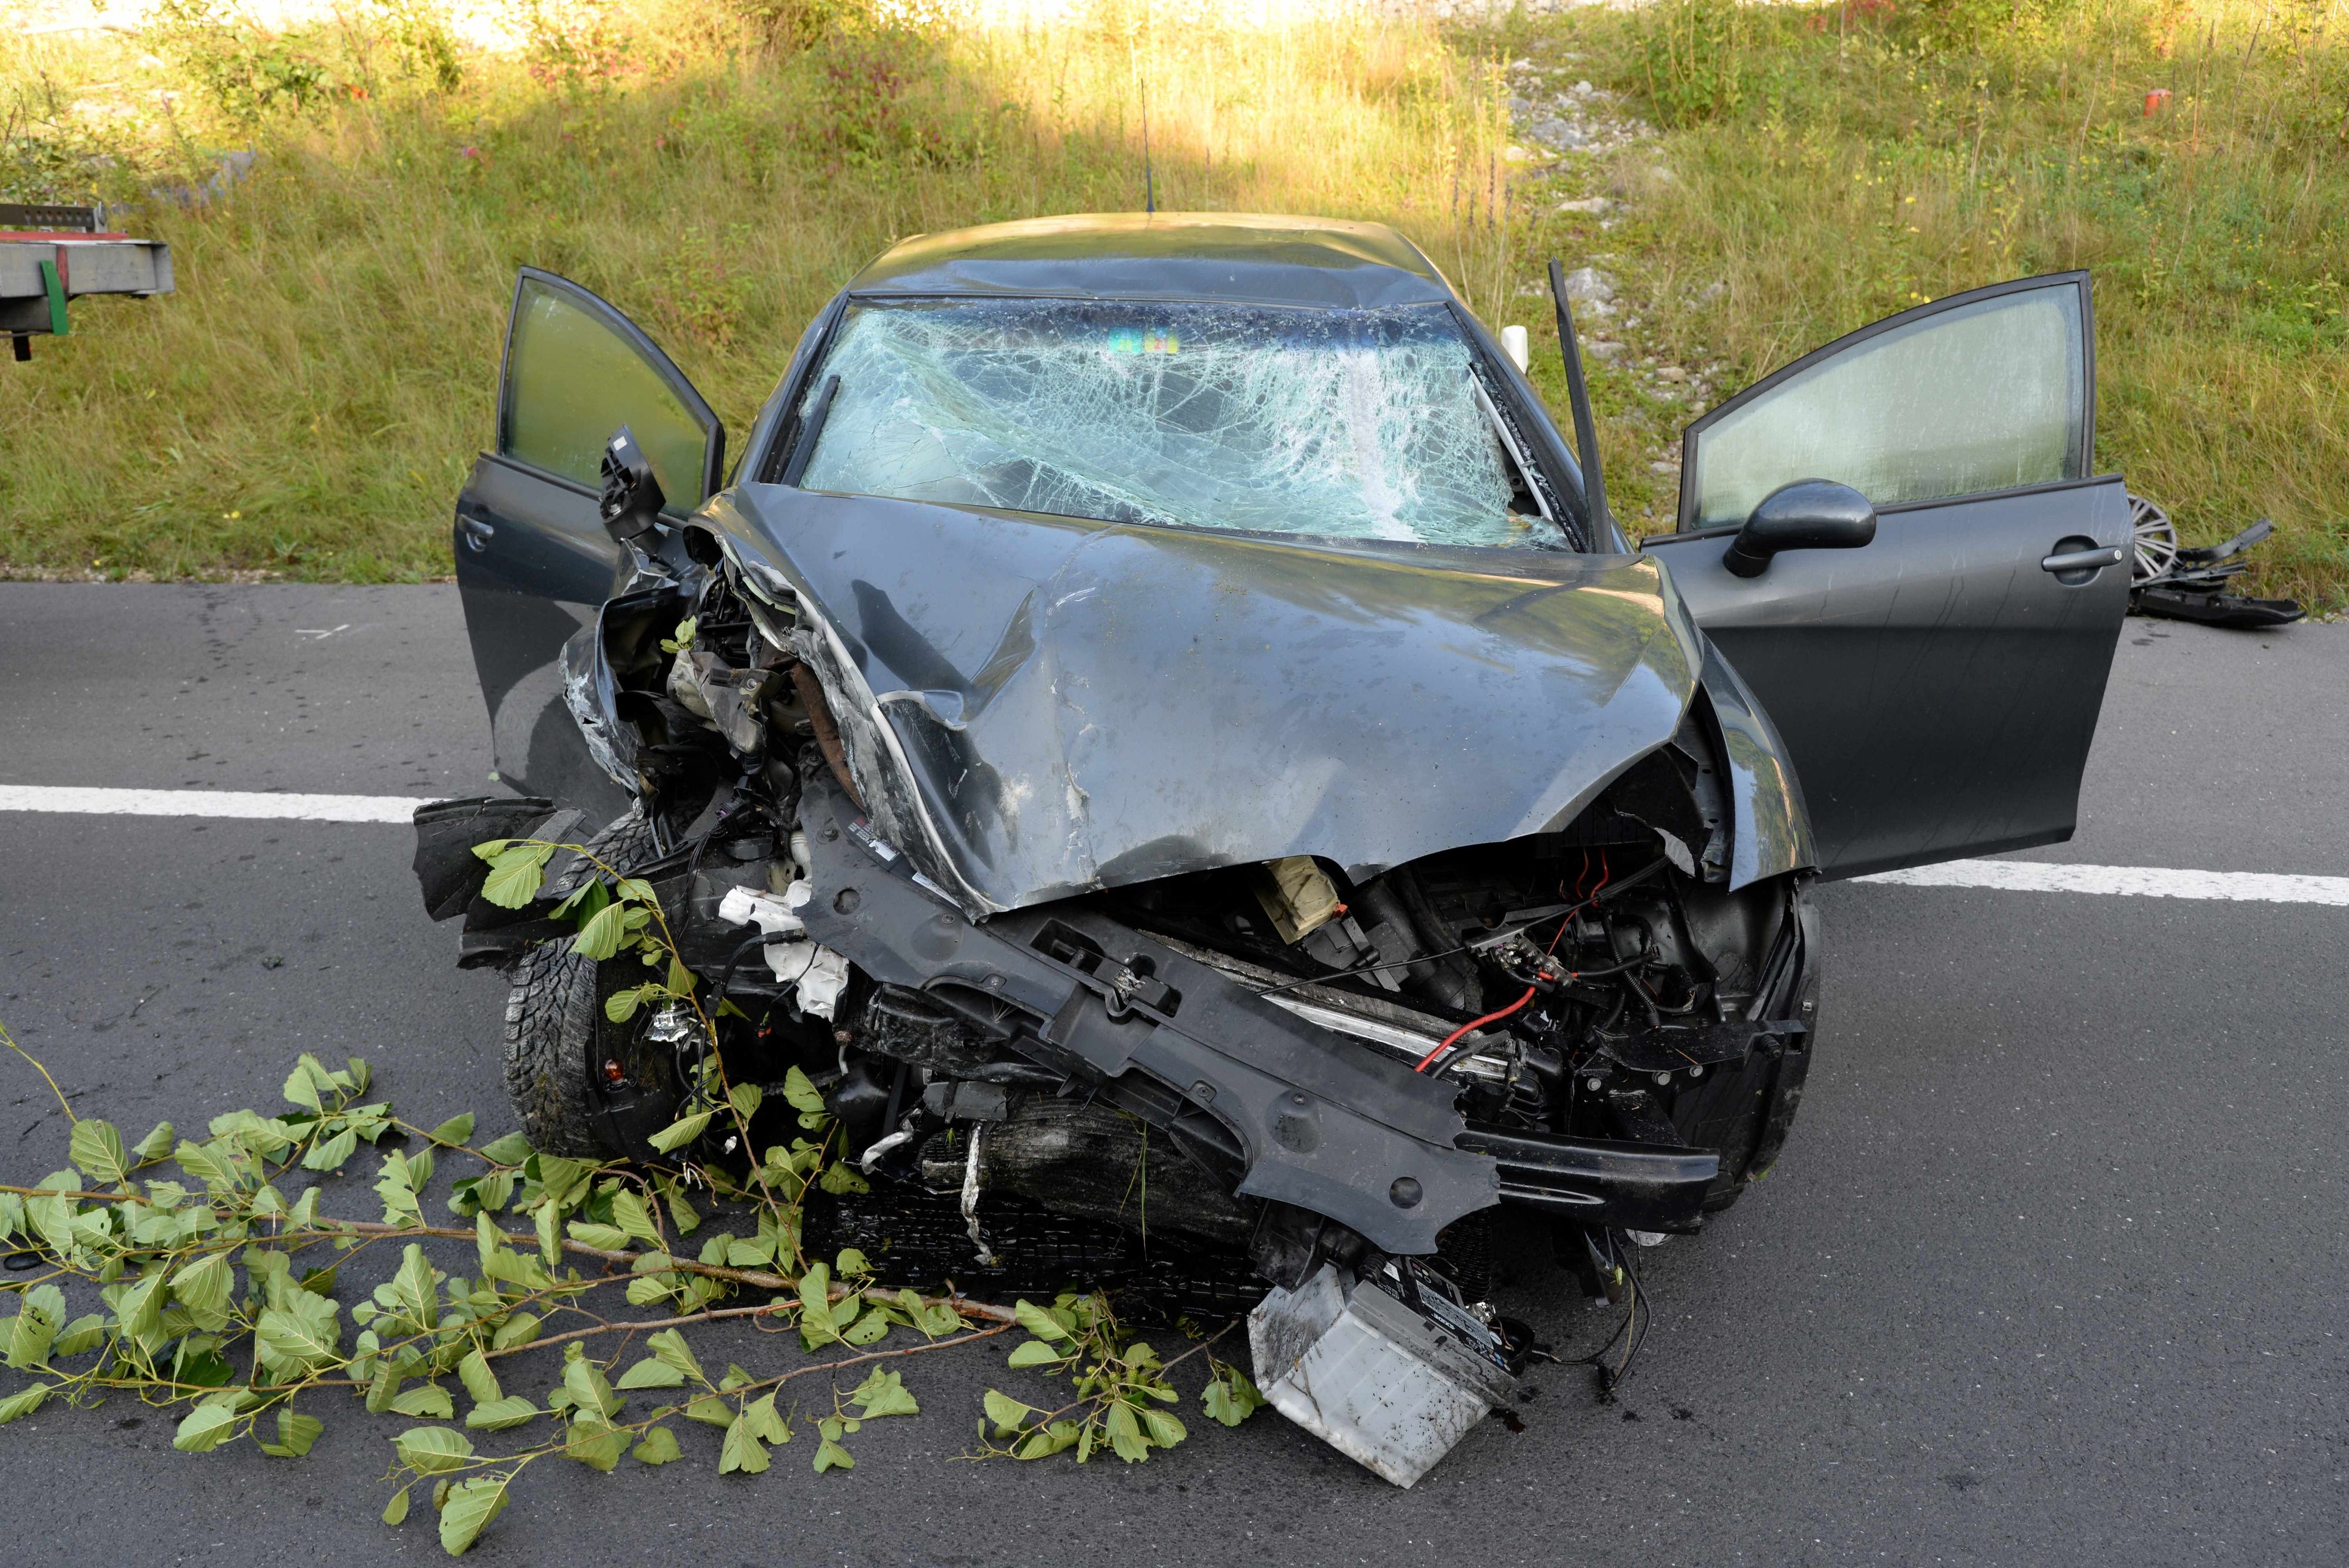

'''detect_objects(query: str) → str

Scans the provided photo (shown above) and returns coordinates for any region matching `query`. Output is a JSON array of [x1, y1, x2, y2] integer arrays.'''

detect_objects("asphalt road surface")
[[1, 584, 2343, 1567]]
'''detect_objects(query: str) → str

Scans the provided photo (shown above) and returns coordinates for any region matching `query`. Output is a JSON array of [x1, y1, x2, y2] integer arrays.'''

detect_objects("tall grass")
[[1, 0, 1513, 580], [1489, 0, 2348, 609]]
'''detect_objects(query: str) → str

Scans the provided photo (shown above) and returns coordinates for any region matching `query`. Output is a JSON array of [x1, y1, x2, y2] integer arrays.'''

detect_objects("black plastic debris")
[[2126, 496, 2306, 629]]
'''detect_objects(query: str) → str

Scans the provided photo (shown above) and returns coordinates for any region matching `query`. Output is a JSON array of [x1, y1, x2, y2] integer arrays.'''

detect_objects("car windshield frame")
[[762, 291, 1589, 554]]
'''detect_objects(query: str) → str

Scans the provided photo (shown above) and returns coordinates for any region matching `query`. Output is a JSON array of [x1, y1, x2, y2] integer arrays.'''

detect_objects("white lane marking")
[[0, 786, 437, 823], [1854, 860, 2349, 905], [1, 788, 2343, 905]]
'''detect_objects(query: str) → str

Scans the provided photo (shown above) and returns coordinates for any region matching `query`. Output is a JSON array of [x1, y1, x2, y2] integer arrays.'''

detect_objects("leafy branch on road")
[[0, 941, 1261, 1558]]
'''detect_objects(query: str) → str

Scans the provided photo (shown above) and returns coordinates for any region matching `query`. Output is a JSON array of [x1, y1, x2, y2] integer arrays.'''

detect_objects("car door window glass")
[[502, 275, 712, 511], [1686, 285, 2085, 529]]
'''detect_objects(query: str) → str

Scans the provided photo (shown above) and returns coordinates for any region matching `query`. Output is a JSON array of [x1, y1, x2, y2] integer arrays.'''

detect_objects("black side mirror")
[[598, 425, 665, 546], [1721, 479, 1877, 578]]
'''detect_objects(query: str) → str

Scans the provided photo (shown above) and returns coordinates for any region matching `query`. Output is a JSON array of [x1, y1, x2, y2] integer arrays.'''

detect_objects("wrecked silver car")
[[416, 214, 2131, 1484]]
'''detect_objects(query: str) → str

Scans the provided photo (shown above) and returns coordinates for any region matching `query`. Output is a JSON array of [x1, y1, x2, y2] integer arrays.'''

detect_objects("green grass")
[[4, 0, 2343, 609], [1, 0, 1514, 580]]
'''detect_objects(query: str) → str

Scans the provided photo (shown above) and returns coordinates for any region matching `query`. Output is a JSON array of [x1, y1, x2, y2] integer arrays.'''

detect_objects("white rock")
[[1557, 196, 1611, 214], [1561, 266, 1613, 304]]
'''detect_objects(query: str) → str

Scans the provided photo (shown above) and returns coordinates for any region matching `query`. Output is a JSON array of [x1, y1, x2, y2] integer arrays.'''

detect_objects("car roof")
[[843, 212, 1458, 310]]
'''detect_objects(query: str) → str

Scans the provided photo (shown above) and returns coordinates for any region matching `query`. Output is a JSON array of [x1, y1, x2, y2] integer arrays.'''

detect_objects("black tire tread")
[[502, 806, 662, 1158]]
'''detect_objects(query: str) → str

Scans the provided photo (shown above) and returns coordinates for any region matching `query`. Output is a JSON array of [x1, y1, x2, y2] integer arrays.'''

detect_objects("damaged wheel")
[[502, 805, 670, 1158]]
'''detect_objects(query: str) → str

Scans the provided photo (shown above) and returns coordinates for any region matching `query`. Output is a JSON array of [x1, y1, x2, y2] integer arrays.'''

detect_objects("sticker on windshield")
[[1106, 327, 1180, 355]]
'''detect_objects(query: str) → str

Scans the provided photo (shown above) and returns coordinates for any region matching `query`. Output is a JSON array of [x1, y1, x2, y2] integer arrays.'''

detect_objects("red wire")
[[1416, 988, 1536, 1072], [1414, 853, 1614, 1074]]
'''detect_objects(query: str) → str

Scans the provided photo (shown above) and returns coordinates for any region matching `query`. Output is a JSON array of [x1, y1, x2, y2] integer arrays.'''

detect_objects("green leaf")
[[169, 1250, 235, 1330], [727, 1084, 763, 1120], [1014, 1299, 1074, 1344], [813, 1434, 854, 1472], [255, 1289, 341, 1374], [108, 1270, 167, 1348], [781, 1065, 826, 1121], [1006, 1339, 1062, 1368], [564, 1222, 632, 1251], [1141, 1407, 1188, 1448], [645, 1326, 707, 1387], [631, 1425, 683, 1465], [301, 1126, 359, 1173], [603, 984, 658, 1024], [394, 1425, 476, 1475], [563, 1355, 618, 1421], [841, 1308, 890, 1347], [645, 1109, 714, 1155], [0, 1384, 52, 1424], [131, 1120, 176, 1160], [478, 1132, 532, 1166], [570, 899, 630, 961], [610, 1189, 662, 1247], [280, 1058, 327, 1113], [5, 1301, 58, 1371], [438, 1475, 511, 1556], [480, 842, 554, 909], [391, 1385, 455, 1419], [381, 1486, 412, 1526], [817, 1162, 869, 1196], [463, 1396, 540, 1432], [427, 1113, 476, 1148], [52, 1313, 105, 1358], [1105, 1400, 1150, 1462], [564, 1416, 628, 1472], [848, 1368, 918, 1419], [684, 1391, 736, 1428], [615, 1355, 684, 1389], [173, 1402, 240, 1453], [457, 1348, 501, 1406], [982, 1389, 1036, 1436], [392, 1244, 439, 1331], [534, 1199, 561, 1268], [69, 1118, 132, 1187], [1014, 1419, 1081, 1459], [718, 1412, 769, 1475], [174, 1139, 239, 1189], [263, 1408, 324, 1458], [1203, 1368, 1266, 1426], [742, 1391, 789, 1443], [490, 1313, 541, 1352]]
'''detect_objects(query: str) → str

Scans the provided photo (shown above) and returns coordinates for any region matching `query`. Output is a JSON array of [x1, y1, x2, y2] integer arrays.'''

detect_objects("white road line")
[[2, 788, 2343, 906], [1854, 860, 2349, 905], [0, 785, 438, 823]]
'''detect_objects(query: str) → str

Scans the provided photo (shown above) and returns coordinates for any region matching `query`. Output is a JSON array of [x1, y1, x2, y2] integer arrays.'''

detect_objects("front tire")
[[502, 806, 664, 1158]]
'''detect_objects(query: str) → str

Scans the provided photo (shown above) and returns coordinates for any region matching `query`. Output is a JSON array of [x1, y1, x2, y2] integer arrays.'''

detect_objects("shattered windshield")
[[793, 298, 1573, 548]]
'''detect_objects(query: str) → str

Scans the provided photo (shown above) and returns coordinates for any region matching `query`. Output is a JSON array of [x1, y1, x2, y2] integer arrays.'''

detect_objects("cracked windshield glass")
[[795, 299, 1569, 547]]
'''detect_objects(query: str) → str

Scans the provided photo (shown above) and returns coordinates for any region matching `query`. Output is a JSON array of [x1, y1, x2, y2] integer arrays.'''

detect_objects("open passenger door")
[[1646, 274, 2129, 879], [452, 268, 722, 817]]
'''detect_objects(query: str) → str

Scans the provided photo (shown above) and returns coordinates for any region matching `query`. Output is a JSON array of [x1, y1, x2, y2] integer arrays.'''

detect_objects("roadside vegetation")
[[2, 0, 2341, 607]]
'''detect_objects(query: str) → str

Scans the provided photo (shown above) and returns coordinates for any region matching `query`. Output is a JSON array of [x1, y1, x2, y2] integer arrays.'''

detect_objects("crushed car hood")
[[712, 487, 1704, 915]]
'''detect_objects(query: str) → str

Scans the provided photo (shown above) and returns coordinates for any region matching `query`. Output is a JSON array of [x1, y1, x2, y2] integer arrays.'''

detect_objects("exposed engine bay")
[[415, 434, 1820, 1485]]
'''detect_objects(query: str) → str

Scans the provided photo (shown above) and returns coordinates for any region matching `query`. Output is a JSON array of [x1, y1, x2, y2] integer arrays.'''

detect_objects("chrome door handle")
[[2041, 545, 2122, 574]]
